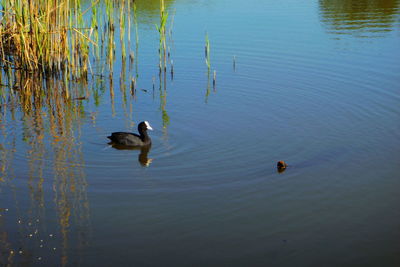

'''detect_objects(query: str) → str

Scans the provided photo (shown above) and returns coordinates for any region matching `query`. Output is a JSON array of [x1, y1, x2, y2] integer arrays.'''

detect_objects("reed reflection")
[[0, 72, 91, 266], [0, 101, 17, 265], [159, 66, 170, 133], [319, 0, 400, 37]]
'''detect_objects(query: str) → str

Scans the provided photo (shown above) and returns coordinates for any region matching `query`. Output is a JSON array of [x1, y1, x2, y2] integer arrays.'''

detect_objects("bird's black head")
[[138, 121, 153, 132]]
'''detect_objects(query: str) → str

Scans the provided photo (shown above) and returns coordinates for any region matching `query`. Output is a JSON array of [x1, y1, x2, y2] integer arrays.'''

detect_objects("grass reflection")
[[0, 73, 90, 266], [159, 71, 170, 132]]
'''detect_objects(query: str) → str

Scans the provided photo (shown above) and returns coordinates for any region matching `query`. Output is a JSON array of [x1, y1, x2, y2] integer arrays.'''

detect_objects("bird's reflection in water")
[[108, 143, 153, 167]]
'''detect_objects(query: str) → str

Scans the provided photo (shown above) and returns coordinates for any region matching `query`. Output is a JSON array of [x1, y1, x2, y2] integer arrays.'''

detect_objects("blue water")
[[1, 0, 399, 266]]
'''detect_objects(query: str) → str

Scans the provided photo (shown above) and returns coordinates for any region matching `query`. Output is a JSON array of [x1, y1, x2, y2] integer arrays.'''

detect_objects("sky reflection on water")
[[1, 0, 400, 266]]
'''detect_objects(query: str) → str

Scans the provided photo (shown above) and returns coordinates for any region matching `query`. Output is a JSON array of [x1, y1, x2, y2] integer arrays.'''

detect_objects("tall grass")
[[0, 0, 179, 92], [156, 0, 168, 73], [0, 0, 96, 80]]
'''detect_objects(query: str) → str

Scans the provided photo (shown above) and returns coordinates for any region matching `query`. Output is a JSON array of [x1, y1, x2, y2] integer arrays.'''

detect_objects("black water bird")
[[277, 160, 288, 173], [108, 121, 153, 147]]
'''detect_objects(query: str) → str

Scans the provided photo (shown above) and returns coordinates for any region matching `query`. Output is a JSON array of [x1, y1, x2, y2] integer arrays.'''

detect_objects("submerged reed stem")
[[213, 70, 216, 89]]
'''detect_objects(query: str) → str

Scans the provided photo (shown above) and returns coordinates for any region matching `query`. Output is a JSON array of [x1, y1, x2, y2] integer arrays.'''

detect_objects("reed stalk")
[[205, 33, 211, 70], [156, 0, 168, 73], [0, 0, 96, 82]]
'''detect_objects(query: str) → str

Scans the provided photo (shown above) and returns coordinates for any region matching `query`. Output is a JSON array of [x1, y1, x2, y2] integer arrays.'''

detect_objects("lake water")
[[1, 0, 399, 266]]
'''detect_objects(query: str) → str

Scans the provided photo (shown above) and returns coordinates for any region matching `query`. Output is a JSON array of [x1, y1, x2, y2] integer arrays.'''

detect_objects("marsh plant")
[[0, 0, 93, 80], [156, 0, 169, 73], [205, 33, 211, 70]]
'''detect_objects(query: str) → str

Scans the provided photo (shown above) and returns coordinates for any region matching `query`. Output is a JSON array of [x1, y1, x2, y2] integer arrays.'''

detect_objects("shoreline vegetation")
[[0, 0, 179, 87], [0, 0, 92, 79]]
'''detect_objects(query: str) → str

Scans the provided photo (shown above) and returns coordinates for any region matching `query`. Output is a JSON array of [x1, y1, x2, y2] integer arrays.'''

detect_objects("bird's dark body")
[[107, 132, 150, 146], [107, 121, 152, 147]]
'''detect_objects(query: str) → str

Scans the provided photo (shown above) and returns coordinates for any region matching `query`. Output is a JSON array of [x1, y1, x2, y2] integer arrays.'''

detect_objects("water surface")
[[1, 0, 399, 266]]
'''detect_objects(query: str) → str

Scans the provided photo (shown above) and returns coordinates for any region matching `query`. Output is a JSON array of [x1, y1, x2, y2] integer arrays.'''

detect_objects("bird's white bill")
[[144, 121, 153, 130]]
